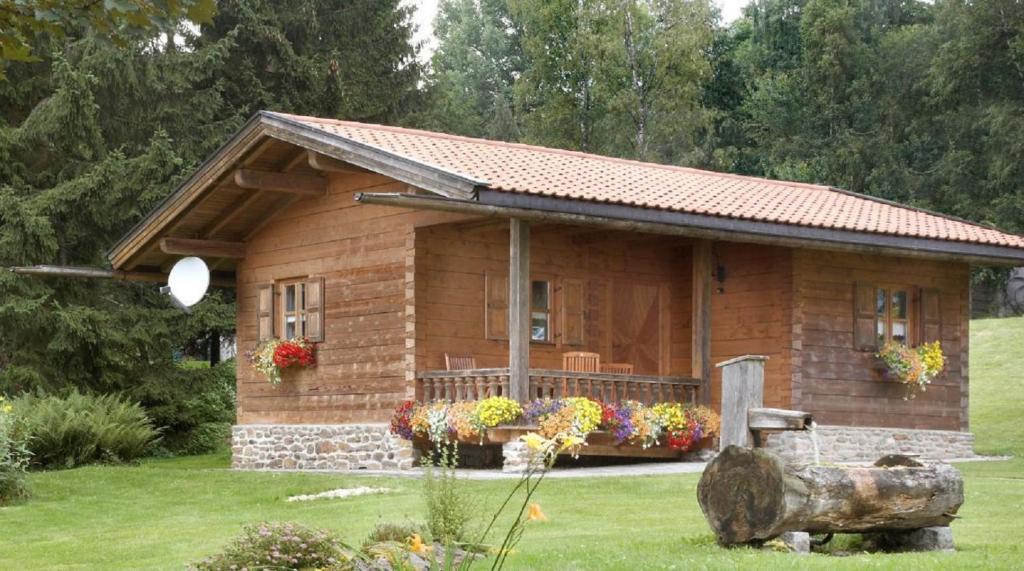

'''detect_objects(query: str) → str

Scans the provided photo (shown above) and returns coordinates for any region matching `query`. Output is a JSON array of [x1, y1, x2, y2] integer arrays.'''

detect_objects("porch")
[[412, 217, 715, 410], [415, 368, 701, 405]]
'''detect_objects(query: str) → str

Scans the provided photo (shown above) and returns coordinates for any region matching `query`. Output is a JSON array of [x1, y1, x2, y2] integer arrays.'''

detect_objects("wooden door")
[[612, 282, 663, 375]]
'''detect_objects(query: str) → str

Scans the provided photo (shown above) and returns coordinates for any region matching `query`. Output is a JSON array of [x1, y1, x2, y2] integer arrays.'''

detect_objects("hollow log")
[[697, 446, 963, 545]]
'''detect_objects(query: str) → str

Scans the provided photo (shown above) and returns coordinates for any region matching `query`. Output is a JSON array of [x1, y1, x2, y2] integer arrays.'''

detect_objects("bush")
[[0, 396, 30, 504], [13, 390, 159, 469], [423, 443, 477, 544], [364, 520, 423, 548], [189, 522, 355, 571], [138, 360, 235, 456]]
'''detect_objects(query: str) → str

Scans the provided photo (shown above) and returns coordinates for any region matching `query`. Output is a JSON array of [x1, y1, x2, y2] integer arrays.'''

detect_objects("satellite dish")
[[164, 257, 210, 309]]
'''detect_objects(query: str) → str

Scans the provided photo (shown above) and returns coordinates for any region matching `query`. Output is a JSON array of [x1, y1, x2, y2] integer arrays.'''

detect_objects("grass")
[[2, 317, 1023, 570]]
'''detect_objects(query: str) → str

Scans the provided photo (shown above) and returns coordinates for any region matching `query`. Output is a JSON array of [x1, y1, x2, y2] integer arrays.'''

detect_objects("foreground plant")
[[0, 395, 30, 504], [462, 432, 578, 571], [188, 521, 357, 570]]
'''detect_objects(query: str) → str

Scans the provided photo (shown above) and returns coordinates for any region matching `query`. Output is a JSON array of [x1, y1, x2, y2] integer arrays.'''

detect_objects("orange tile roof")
[[276, 112, 1024, 249]]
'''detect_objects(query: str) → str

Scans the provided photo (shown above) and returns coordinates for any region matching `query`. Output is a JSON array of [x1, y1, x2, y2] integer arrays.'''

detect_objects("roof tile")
[[278, 113, 1024, 249]]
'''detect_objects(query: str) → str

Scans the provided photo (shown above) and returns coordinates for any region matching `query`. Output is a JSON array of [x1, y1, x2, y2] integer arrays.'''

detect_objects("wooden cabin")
[[107, 112, 1024, 470]]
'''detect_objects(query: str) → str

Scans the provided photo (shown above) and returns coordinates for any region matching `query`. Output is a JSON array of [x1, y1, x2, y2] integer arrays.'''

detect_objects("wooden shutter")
[[305, 277, 325, 342], [919, 288, 942, 345], [485, 272, 509, 340], [853, 282, 878, 351], [560, 278, 586, 346], [257, 284, 274, 341]]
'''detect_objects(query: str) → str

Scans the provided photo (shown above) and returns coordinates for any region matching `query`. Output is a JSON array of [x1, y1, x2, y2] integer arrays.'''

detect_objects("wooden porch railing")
[[415, 368, 700, 405]]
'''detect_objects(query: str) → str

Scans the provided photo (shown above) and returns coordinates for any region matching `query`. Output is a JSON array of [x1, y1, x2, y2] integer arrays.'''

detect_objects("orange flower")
[[527, 503, 548, 522], [408, 533, 433, 554]]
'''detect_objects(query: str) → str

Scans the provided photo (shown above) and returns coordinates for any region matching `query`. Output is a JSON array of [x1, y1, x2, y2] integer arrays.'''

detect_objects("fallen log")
[[697, 446, 963, 545]]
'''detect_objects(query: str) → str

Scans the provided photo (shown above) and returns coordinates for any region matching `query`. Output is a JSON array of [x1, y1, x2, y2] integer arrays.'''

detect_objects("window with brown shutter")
[[559, 278, 585, 346], [485, 272, 509, 340], [855, 282, 925, 351], [256, 284, 275, 341], [305, 277, 325, 342]]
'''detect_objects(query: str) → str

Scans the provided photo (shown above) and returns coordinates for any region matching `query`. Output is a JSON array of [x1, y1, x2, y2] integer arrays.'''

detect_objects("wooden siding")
[[235, 172, 469, 424], [413, 223, 695, 377], [791, 250, 970, 431], [708, 243, 794, 412]]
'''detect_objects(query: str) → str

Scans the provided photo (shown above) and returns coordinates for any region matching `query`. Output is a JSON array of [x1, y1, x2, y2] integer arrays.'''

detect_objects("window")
[[531, 280, 551, 342], [875, 287, 910, 344], [281, 281, 308, 339], [256, 277, 324, 342]]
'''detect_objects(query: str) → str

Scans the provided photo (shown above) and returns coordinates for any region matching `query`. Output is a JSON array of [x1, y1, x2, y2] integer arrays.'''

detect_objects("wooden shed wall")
[[234, 173, 466, 424], [708, 243, 795, 411], [414, 223, 694, 376], [791, 250, 970, 431]]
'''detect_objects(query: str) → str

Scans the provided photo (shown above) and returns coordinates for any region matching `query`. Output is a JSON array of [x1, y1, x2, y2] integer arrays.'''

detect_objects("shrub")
[[13, 390, 160, 469], [363, 520, 424, 548], [0, 396, 30, 504], [137, 359, 236, 456], [189, 522, 355, 571], [423, 443, 476, 544]]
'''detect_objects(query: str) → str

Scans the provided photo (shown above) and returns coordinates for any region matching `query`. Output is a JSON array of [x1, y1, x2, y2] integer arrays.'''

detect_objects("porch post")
[[509, 218, 530, 402], [692, 239, 713, 405]]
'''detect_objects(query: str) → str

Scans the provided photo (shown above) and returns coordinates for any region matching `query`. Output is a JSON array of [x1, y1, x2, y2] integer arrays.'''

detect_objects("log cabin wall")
[[791, 249, 970, 431], [414, 223, 694, 377], [235, 172, 468, 424], [708, 243, 795, 412]]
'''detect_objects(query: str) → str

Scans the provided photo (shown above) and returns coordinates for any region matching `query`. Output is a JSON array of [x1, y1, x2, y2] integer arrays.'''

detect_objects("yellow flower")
[[521, 432, 549, 452], [408, 534, 432, 554], [527, 503, 548, 522], [558, 435, 585, 452]]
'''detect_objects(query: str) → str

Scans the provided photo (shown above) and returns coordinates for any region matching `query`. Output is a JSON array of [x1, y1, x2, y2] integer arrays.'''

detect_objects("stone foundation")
[[232, 424, 416, 471], [763, 425, 976, 464]]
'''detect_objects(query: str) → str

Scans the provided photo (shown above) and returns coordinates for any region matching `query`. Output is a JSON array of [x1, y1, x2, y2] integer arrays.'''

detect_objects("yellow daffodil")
[[408, 534, 433, 554], [527, 503, 548, 522]]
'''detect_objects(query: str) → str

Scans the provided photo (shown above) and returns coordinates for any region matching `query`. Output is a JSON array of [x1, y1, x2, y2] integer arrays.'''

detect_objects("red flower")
[[272, 339, 316, 369]]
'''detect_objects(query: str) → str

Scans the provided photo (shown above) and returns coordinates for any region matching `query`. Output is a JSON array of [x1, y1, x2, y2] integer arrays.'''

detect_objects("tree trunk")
[[697, 446, 963, 545]]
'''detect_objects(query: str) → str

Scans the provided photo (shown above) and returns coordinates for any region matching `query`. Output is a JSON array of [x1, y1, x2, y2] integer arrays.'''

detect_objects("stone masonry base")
[[232, 424, 416, 471], [763, 425, 976, 464]]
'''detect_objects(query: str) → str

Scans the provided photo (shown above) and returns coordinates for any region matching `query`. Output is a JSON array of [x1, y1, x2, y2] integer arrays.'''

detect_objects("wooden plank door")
[[612, 282, 662, 375]]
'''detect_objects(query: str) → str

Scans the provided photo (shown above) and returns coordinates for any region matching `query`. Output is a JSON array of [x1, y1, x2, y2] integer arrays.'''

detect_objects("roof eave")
[[107, 111, 487, 269], [479, 191, 1024, 264], [355, 190, 1024, 266]]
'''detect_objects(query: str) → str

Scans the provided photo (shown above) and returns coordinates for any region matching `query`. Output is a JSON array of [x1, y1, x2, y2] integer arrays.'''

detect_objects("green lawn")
[[2, 317, 1024, 570]]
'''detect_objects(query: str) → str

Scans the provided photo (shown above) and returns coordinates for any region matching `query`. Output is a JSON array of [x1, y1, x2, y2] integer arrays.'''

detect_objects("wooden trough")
[[697, 446, 964, 546]]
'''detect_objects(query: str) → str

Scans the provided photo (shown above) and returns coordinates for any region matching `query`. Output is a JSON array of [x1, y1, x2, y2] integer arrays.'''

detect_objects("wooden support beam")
[[159, 237, 246, 259], [509, 218, 531, 403], [692, 239, 713, 405], [202, 190, 264, 238], [307, 151, 368, 174], [8, 265, 235, 287], [233, 168, 326, 196]]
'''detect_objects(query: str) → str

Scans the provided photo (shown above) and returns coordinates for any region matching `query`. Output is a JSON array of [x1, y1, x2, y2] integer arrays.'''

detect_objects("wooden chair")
[[444, 353, 476, 371], [562, 351, 600, 372], [600, 363, 634, 375]]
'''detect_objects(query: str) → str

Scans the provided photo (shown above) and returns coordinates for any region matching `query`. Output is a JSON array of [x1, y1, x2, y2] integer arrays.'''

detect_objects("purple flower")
[[524, 399, 565, 423]]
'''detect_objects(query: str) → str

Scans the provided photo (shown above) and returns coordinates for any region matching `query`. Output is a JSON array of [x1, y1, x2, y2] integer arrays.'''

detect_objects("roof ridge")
[[271, 112, 836, 193]]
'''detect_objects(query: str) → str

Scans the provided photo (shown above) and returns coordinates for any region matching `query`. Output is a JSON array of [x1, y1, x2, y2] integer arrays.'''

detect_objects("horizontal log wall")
[[791, 249, 970, 431], [709, 243, 794, 411], [235, 173, 469, 424], [413, 223, 694, 377]]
